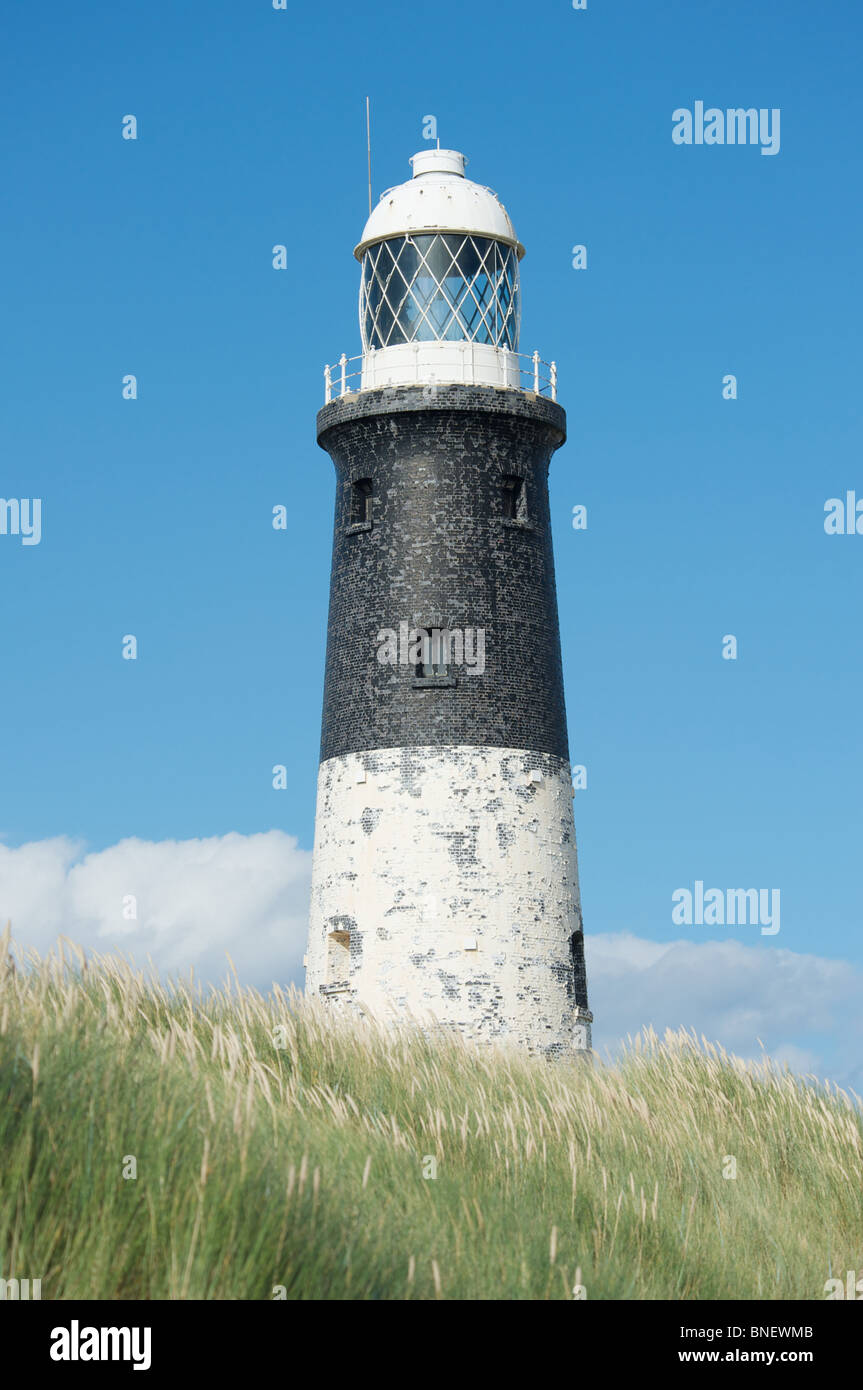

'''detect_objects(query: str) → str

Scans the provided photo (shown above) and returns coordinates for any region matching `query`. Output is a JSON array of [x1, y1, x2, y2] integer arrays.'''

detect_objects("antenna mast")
[[365, 97, 372, 215]]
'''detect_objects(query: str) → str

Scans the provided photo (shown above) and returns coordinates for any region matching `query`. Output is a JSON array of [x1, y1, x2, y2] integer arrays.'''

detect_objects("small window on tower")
[[412, 627, 458, 688], [416, 629, 448, 679], [326, 930, 350, 987], [569, 930, 589, 1010], [351, 478, 373, 525], [417, 652, 448, 679], [502, 475, 527, 521]]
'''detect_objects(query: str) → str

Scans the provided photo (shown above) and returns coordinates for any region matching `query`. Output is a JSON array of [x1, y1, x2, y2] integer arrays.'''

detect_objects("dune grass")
[[0, 926, 860, 1300]]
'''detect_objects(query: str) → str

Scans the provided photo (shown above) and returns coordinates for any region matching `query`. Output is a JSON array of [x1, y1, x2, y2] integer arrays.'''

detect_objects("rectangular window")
[[351, 478, 373, 524], [570, 930, 589, 1009], [416, 628, 449, 678], [502, 475, 526, 521], [417, 654, 448, 678], [326, 931, 350, 986]]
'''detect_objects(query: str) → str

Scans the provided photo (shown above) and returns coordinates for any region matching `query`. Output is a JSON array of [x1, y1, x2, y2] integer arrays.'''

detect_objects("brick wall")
[[316, 384, 572, 762]]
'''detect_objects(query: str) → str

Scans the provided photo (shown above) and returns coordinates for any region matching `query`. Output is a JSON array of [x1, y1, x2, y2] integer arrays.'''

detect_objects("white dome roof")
[[353, 149, 525, 262]]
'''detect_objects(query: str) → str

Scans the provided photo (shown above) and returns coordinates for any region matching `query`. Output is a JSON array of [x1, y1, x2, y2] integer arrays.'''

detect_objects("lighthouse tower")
[[305, 148, 592, 1055]]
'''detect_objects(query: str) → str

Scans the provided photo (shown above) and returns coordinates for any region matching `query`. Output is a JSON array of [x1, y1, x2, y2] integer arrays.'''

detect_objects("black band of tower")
[[316, 383, 570, 763]]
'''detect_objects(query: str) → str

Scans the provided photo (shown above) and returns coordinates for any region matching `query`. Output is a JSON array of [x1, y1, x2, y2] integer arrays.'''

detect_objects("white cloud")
[[587, 932, 863, 1095], [0, 837, 860, 1095], [0, 832, 312, 993]]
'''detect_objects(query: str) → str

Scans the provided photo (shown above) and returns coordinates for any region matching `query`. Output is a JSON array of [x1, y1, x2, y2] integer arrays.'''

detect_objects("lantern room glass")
[[360, 233, 520, 351]]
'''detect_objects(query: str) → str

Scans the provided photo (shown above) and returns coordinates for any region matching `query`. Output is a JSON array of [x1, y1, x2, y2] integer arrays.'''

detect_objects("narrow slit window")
[[569, 930, 589, 1009], [326, 930, 350, 986], [351, 478, 373, 524], [416, 628, 449, 679], [502, 475, 526, 521]]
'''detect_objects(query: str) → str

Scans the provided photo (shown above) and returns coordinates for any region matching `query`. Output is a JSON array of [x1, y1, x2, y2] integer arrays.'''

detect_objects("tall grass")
[[1, 926, 860, 1300]]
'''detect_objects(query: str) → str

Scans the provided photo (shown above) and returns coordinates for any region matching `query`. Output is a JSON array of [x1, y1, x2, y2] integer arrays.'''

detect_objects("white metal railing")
[[323, 350, 558, 404]]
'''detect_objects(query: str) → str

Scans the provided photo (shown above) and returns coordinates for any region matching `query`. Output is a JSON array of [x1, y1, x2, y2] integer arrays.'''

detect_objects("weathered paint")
[[307, 744, 592, 1056]]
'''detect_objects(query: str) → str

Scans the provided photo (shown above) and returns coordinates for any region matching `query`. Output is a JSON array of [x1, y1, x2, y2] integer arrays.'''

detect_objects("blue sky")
[[1, 1, 861, 1085]]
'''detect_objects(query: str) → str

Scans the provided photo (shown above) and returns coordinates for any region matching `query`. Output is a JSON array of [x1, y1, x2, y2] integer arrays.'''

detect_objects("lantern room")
[[353, 149, 526, 392]]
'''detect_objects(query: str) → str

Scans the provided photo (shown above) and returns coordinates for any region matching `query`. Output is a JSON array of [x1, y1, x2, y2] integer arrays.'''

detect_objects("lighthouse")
[[305, 147, 592, 1056]]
